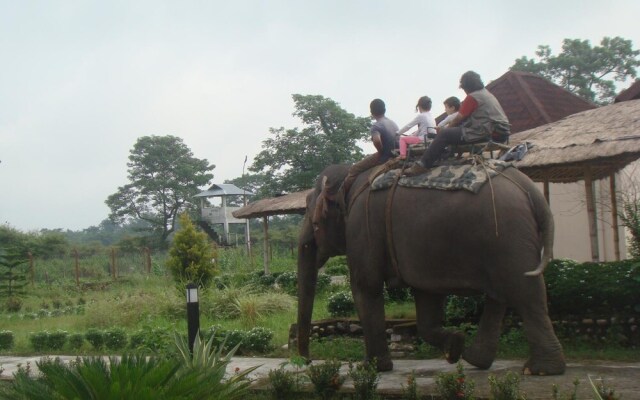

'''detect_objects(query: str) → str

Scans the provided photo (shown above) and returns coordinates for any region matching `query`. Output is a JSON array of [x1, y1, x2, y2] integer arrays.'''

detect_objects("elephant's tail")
[[524, 183, 554, 277]]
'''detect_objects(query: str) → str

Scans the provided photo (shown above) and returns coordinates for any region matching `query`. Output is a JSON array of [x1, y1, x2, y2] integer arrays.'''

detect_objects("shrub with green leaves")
[[68, 333, 85, 350], [348, 361, 380, 400], [306, 359, 345, 400], [268, 365, 298, 400], [488, 371, 525, 400], [324, 256, 348, 276], [166, 213, 216, 286], [243, 326, 274, 353], [29, 332, 49, 352], [327, 291, 355, 317], [0, 330, 15, 350], [128, 326, 172, 353], [435, 362, 475, 400], [104, 328, 128, 350], [545, 259, 640, 318], [275, 271, 297, 294], [85, 328, 105, 350], [47, 330, 68, 350]]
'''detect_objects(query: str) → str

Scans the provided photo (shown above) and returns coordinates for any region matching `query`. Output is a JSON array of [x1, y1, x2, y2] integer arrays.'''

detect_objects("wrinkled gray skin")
[[296, 164, 565, 375]]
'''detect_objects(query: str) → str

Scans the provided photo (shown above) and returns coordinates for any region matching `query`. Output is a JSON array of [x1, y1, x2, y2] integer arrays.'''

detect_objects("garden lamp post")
[[186, 282, 200, 353]]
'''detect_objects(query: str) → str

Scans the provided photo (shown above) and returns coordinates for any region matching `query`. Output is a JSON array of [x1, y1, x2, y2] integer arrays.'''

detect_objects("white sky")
[[1, 0, 639, 232]]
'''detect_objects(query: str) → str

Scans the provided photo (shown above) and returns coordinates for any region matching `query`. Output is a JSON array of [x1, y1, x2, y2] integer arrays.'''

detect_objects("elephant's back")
[[365, 170, 544, 292]]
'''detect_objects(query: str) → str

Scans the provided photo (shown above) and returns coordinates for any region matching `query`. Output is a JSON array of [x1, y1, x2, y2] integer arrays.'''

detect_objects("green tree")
[[166, 213, 217, 286], [106, 135, 214, 245], [0, 248, 28, 311], [511, 36, 640, 104], [250, 94, 370, 196]]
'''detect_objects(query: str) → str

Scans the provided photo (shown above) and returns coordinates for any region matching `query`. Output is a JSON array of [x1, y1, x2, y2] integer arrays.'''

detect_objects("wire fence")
[[24, 248, 168, 286]]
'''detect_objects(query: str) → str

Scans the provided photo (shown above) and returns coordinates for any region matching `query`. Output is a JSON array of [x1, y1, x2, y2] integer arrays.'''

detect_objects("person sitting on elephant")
[[437, 96, 461, 129], [396, 96, 437, 160], [343, 98, 399, 193], [404, 71, 510, 175]]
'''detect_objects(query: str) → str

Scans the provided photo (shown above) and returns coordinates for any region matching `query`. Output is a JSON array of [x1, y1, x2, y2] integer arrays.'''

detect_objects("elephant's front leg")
[[351, 284, 393, 372], [462, 297, 506, 369], [413, 291, 465, 363]]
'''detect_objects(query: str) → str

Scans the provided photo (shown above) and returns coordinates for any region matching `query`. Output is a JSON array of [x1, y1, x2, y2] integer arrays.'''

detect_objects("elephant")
[[296, 162, 566, 375]]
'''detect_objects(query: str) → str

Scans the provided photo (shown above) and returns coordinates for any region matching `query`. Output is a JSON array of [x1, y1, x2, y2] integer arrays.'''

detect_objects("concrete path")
[[2, 356, 639, 399]]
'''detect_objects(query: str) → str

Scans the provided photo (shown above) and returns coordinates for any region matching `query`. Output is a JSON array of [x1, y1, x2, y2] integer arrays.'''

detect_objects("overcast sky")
[[1, 1, 639, 232]]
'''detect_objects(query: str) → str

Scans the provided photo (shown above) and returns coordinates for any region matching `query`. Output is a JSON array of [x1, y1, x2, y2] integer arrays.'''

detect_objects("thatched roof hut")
[[232, 189, 312, 273], [510, 99, 640, 183], [232, 190, 311, 219]]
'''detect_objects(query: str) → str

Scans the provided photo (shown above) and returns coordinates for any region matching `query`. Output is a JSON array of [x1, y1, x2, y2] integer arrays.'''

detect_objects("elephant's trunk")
[[296, 229, 319, 358]]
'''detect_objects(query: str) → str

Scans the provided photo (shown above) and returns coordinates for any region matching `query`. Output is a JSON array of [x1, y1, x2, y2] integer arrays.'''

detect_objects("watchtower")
[[194, 183, 253, 246]]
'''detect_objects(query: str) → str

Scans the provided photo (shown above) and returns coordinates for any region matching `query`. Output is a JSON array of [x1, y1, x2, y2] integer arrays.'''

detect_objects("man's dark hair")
[[444, 96, 461, 111], [459, 71, 484, 93], [370, 98, 386, 117], [416, 96, 432, 111]]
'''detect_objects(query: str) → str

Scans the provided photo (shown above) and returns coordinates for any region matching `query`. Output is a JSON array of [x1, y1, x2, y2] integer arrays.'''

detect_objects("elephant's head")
[[296, 164, 350, 358]]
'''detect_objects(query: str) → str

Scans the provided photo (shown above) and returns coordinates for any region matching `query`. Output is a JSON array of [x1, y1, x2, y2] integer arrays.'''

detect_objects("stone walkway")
[[2, 356, 639, 399]]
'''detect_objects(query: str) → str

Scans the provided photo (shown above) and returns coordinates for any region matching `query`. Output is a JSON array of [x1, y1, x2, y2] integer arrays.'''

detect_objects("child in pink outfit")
[[396, 96, 437, 159]]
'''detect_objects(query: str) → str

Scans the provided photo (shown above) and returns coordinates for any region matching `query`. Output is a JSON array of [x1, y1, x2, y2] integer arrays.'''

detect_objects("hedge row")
[[1, 326, 275, 355]]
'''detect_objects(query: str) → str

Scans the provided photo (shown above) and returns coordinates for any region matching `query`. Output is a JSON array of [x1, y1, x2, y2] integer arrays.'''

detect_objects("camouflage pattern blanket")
[[370, 159, 514, 194]]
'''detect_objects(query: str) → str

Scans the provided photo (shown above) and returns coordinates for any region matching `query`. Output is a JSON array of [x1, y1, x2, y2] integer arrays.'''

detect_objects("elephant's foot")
[[444, 332, 465, 364], [523, 356, 566, 376], [462, 345, 495, 370], [366, 356, 393, 372]]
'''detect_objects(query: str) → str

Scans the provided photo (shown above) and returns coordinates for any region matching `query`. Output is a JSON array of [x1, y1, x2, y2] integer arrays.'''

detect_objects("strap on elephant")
[[383, 162, 408, 283]]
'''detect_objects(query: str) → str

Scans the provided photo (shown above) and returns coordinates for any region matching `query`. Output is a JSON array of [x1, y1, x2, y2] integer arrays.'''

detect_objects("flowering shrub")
[[434, 361, 475, 400], [327, 291, 355, 317], [306, 359, 345, 400]]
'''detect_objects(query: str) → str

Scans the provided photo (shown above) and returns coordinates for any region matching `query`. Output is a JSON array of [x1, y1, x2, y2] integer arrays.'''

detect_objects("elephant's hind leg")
[[414, 291, 464, 364], [462, 297, 505, 369]]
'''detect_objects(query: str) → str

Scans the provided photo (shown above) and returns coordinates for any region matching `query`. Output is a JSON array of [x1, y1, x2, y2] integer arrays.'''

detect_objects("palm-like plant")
[[1, 331, 258, 400]]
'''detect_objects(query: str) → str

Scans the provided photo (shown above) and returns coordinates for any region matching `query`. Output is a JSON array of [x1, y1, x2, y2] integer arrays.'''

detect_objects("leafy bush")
[[434, 362, 475, 400], [207, 325, 273, 355], [327, 291, 355, 317], [5, 297, 23, 312], [29, 332, 49, 352], [243, 326, 274, 353], [545, 259, 640, 318], [384, 287, 412, 303], [68, 333, 85, 350], [128, 326, 172, 353], [85, 328, 105, 350], [104, 328, 128, 350], [275, 271, 297, 294], [488, 371, 524, 400], [445, 295, 484, 324], [306, 359, 345, 400], [27, 330, 67, 351], [348, 360, 380, 400], [324, 256, 348, 275], [268, 366, 298, 400], [317, 272, 331, 293], [47, 330, 68, 350], [0, 330, 14, 350]]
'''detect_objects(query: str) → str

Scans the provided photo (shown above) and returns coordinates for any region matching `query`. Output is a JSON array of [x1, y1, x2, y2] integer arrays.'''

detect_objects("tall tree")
[[106, 135, 214, 245], [511, 36, 640, 104], [250, 94, 370, 196]]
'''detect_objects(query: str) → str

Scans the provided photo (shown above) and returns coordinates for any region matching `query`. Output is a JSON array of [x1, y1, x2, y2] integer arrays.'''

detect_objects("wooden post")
[[584, 167, 600, 262], [73, 249, 79, 287], [111, 247, 117, 280], [609, 173, 621, 261], [27, 252, 34, 286], [543, 179, 550, 205], [144, 247, 151, 274], [263, 216, 270, 275]]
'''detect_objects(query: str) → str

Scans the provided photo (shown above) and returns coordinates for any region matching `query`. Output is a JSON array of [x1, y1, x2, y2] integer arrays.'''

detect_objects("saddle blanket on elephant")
[[370, 159, 514, 194]]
